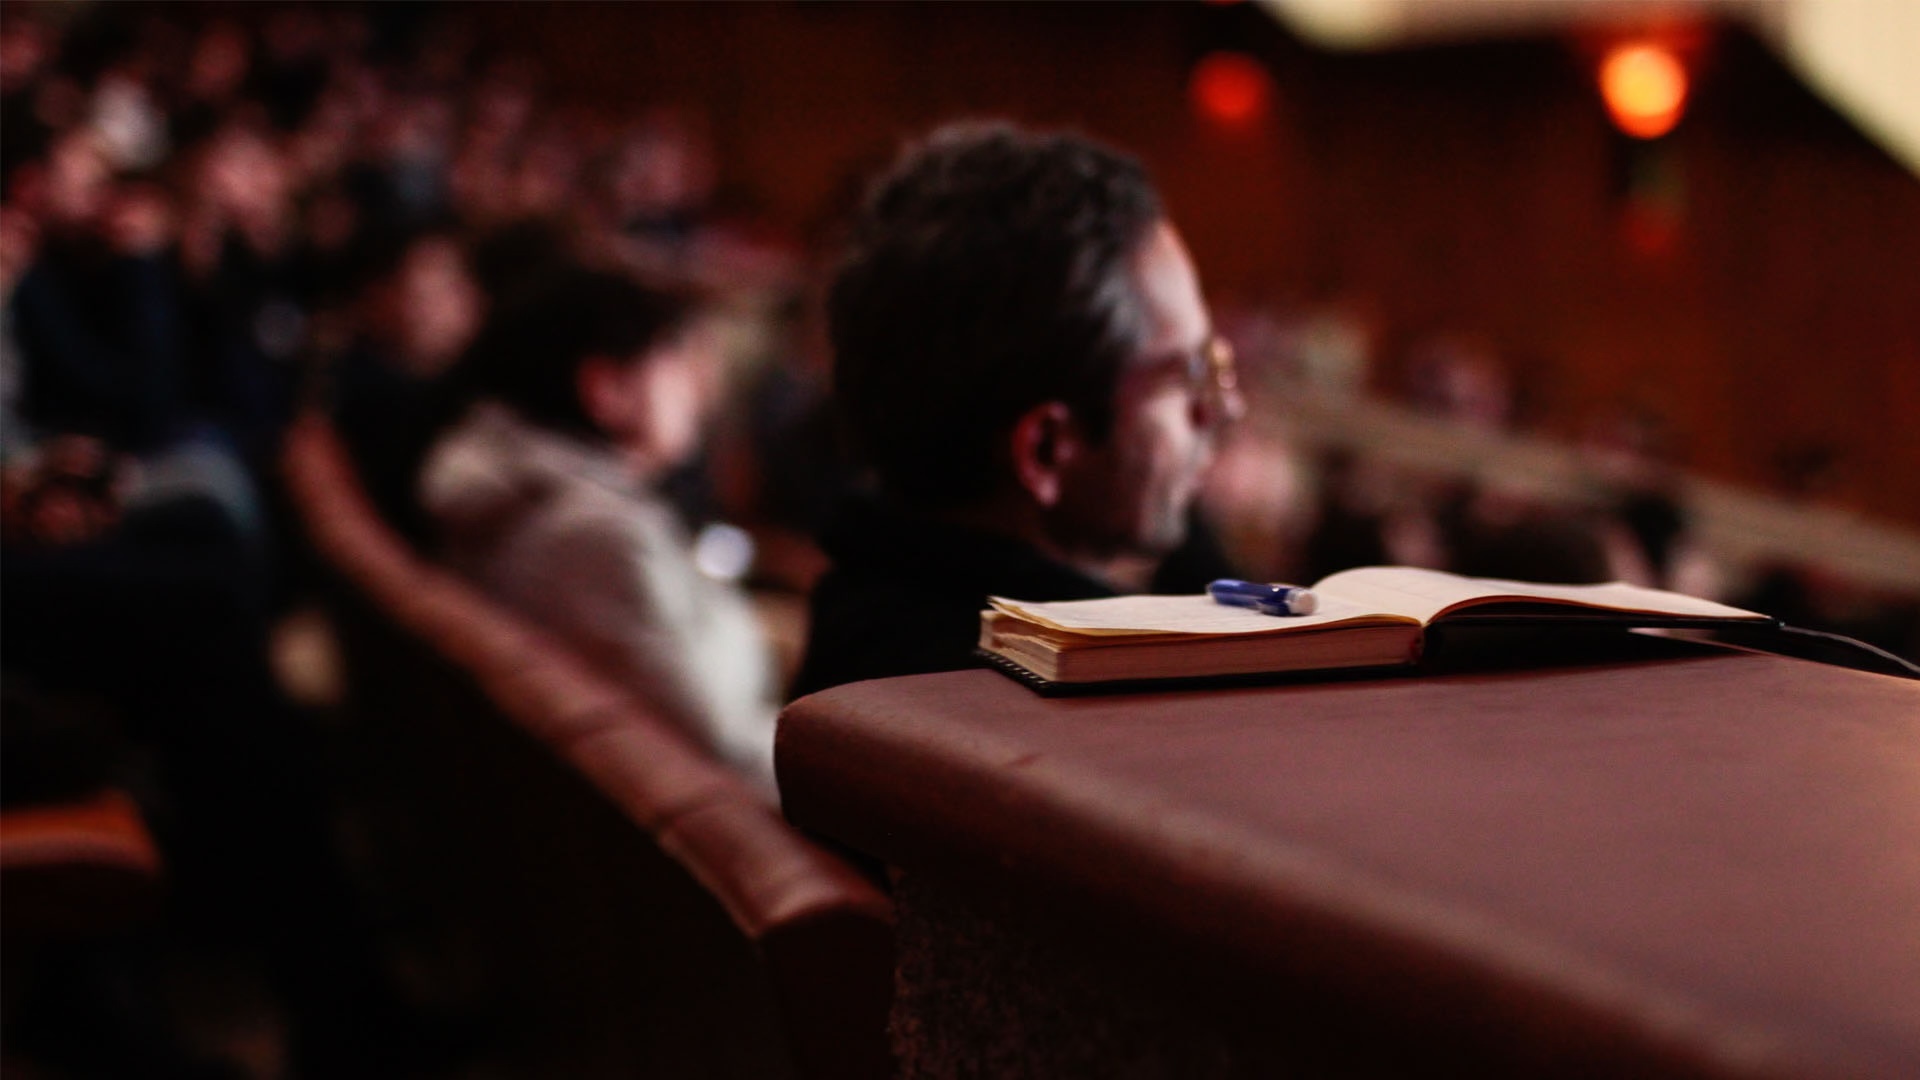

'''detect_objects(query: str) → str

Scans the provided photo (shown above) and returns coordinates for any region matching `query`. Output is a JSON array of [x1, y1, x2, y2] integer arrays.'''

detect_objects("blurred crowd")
[[0, 5, 822, 1075], [1, 4, 814, 563], [1206, 294, 1920, 664]]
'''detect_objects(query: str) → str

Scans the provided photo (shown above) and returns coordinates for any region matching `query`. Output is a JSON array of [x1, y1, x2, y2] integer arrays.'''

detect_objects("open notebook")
[[978, 565, 1774, 691]]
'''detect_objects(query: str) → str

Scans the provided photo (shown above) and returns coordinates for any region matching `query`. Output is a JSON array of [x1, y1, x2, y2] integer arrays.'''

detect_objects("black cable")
[[1717, 623, 1920, 680]]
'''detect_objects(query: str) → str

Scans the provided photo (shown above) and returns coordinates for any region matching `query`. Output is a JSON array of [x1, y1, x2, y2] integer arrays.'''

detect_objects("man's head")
[[462, 266, 710, 475], [829, 121, 1239, 560]]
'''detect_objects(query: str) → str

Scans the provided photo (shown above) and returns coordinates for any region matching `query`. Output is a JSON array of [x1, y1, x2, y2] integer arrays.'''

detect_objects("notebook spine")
[[973, 648, 1065, 695]]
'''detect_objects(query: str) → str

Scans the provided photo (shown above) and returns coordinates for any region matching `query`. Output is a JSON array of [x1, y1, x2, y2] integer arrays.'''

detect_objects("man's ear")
[[1009, 401, 1083, 508], [575, 355, 629, 437]]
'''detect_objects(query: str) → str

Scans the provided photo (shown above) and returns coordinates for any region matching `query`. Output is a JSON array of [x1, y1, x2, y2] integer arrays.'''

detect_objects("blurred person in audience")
[[419, 267, 781, 797], [446, 58, 540, 227], [294, 175, 372, 308], [597, 107, 717, 280], [3, 137, 414, 1080], [1390, 332, 1523, 577], [8, 126, 180, 451], [709, 282, 846, 595], [1, 15, 53, 162], [1574, 401, 1721, 595], [175, 115, 313, 465], [1733, 446, 1920, 662], [1299, 450, 1399, 582], [1401, 331, 1515, 434], [252, 6, 331, 135], [174, 19, 253, 145], [369, 82, 456, 226], [6, 125, 262, 543], [2, 202, 36, 453], [327, 224, 482, 540], [1328, 331, 1626, 587], [592, 106, 797, 293], [466, 216, 584, 321], [791, 121, 1244, 697], [1441, 493, 1614, 584]]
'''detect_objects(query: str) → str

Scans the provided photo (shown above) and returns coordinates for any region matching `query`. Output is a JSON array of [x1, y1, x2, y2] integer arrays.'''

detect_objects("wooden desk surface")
[[778, 648, 1920, 1079]]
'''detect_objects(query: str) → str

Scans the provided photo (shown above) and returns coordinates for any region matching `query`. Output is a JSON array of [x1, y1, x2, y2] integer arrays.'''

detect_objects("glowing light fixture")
[[1190, 51, 1274, 128], [1600, 41, 1689, 139]]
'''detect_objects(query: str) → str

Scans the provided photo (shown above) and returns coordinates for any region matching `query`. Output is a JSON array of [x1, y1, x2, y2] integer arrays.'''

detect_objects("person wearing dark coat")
[[792, 122, 1243, 698]]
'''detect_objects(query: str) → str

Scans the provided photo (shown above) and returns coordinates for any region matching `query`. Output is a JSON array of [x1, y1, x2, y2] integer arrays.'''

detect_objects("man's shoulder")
[[790, 495, 1122, 698], [787, 559, 989, 699]]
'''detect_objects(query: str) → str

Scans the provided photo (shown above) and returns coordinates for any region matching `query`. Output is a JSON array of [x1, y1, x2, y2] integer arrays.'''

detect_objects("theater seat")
[[281, 411, 892, 1079], [0, 790, 161, 938]]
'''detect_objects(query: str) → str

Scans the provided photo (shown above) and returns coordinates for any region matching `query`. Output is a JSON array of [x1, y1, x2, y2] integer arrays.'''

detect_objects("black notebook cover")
[[975, 617, 1917, 696]]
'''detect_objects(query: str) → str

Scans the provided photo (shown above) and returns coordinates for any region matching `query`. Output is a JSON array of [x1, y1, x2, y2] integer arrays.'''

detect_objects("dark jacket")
[[789, 497, 1116, 699], [10, 241, 186, 452]]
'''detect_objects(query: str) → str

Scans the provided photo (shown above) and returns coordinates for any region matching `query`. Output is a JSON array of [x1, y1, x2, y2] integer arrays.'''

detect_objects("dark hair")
[[828, 121, 1164, 506], [458, 265, 691, 437]]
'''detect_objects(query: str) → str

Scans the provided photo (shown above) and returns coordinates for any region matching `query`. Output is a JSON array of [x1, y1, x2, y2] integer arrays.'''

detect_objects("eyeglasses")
[[1131, 334, 1243, 421], [1192, 335, 1239, 402]]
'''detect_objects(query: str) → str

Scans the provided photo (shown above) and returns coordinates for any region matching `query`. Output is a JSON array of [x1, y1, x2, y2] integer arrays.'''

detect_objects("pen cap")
[[1276, 588, 1317, 615]]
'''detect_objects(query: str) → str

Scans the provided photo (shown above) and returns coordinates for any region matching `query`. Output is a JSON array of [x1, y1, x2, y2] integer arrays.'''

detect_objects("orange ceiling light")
[[1190, 51, 1273, 128], [1600, 41, 1690, 139]]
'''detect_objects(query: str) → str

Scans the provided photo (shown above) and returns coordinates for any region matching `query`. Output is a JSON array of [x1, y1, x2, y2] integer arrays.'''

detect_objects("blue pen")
[[1207, 578, 1318, 617]]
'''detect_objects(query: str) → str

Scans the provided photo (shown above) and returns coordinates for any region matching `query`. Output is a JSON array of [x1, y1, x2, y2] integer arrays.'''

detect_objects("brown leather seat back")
[[0, 791, 162, 937], [282, 411, 891, 1079]]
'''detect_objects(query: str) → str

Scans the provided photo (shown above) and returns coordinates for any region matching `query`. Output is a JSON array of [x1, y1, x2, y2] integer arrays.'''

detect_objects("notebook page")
[[988, 593, 1416, 638], [1314, 566, 1766, 625]]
